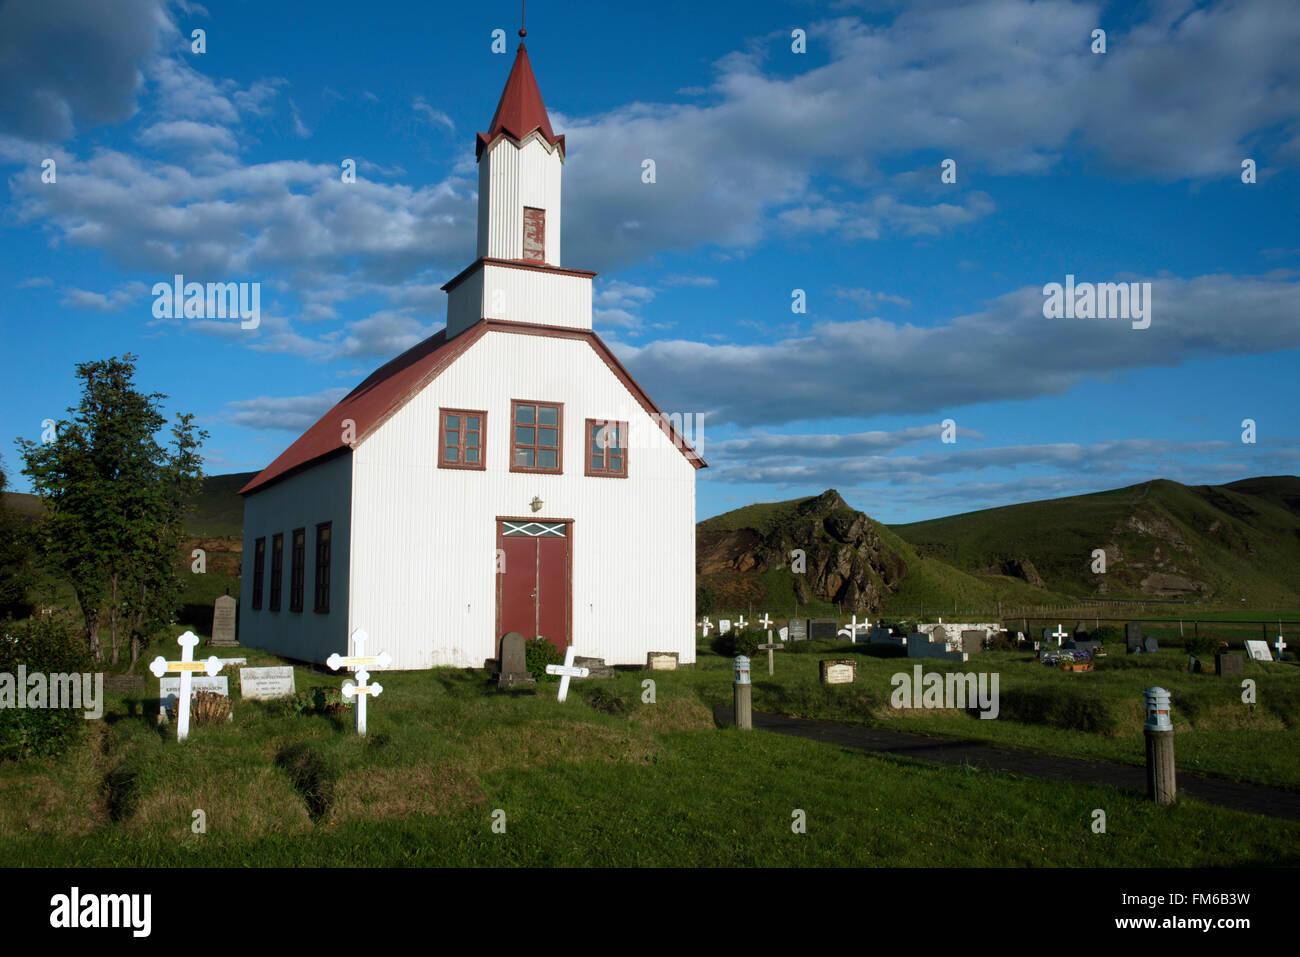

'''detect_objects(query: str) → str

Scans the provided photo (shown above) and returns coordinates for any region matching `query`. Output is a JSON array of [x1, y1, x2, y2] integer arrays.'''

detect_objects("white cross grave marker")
[[326, 628, 392, 735], [737, 615, 748, 630], [149, 631, 221, 742], [1053, 624, 1068, 647], [1275, 633, 1287, 660], [545, 646, 589, 702], [758, 613, 773, 630], [838, 614, 869, 643], [699, 616, 713, 637]]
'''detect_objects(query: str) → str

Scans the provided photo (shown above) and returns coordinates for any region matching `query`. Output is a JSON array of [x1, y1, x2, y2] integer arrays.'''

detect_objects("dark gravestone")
[[1143, 636, 1159, 654], [1187, 655, 1202, 674], [961, 630, 985, 654], [1074, 622, 1089, 640], [809, 618, 839, 641], [497, 632, 535, 689], [1125, 622, 1144, 654], [787, 618, 809, 641], [1215, 653, 1244, 677], [1041, 627, 1057, 647]]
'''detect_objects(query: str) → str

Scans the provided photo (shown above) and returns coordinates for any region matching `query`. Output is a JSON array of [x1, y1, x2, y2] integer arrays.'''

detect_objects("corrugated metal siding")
[[482, 263, 590, 329], [445, 269, 485, 339], [479, 136, 562, 263], [350, 331, 695, 669], [239, 452, 352, 665]]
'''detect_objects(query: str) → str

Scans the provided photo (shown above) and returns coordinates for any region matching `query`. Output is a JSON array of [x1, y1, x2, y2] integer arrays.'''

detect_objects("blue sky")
[[1, 0, 1298, 523]]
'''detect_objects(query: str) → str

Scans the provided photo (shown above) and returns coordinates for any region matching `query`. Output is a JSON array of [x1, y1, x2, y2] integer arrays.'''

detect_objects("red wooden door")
[[496, 520, 570, 653]]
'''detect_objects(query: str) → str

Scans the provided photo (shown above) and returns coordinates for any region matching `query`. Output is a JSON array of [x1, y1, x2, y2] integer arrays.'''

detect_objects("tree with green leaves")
[[17, 354, 206, 669], [0, 457, 35, 618]]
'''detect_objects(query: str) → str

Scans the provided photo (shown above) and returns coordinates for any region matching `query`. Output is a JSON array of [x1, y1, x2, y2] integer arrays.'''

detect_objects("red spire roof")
[[476, 43, 564, 160]]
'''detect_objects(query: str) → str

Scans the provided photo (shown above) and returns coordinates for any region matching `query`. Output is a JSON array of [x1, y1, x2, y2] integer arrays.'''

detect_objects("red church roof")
[[476, 43, 565, 160], [239, 322, 706, 496]]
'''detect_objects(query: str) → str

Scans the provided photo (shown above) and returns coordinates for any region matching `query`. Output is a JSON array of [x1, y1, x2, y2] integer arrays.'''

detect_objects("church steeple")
[[474, 41, 565, 265], [442, 37, 595, 341]]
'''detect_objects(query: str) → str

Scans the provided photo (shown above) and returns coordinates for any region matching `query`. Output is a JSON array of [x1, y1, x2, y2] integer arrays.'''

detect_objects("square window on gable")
[[439, 408, 487, 470], [511, 400, 562, 473]]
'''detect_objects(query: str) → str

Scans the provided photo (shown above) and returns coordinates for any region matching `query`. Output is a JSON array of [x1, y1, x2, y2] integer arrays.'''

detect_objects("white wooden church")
[[238, 38, 703, 670]]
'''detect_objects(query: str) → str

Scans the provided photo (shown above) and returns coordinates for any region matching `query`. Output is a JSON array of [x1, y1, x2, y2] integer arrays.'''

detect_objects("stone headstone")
[[788, 618, 809, 641], [239, 666, 296, 700], [1074, 622, 1088, 639], [160, 675, 227, 720], [1125, 622, 1143, 654], [647, 651, 679, 671], [778, 626, 789, 642], [1244, 640, 1273, 662], [497, 632, 535, 689], [960, 630, 985, 654], [210, 595, 238, 646], [809, 618, 838, 641], [1187, 655, 1202, 674], [1215, 653, 1244, 677], [819, 659, 856, 685], [1041, 627, 1056, 647], [719, 619, 732, 633], [104, 674, 146, 694], [1142, 636, 1159, 654]]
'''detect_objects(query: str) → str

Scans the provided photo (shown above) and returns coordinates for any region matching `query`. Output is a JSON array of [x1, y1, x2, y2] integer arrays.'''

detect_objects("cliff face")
[[697, 490, 908, 613]]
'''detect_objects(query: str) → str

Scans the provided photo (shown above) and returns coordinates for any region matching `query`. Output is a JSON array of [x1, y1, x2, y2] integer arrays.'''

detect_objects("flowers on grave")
[[190, 690, 231, 725], [1039, 648, 1092, 666]]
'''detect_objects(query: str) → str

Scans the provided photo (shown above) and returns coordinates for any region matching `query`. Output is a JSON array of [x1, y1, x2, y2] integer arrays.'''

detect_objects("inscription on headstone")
[[788, 619, 809, 641], [1215, 652, 1244, 677], [819, 659, 856, 685], [1244, 640, 1273, 662], [211, 594, 238, 647], [646, 651, 678, 671], [239, 666, 295, 701]]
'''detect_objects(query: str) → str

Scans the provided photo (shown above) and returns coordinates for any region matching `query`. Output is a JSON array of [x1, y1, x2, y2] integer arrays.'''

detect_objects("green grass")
[[1, 628, 1298, 866]]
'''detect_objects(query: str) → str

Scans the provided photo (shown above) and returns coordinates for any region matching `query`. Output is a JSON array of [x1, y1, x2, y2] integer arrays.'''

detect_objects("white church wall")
[[482, 263, 590, 329], [477, 134, 562, 263], [349, 329, 696, 670], [240, 452, 353, 665]]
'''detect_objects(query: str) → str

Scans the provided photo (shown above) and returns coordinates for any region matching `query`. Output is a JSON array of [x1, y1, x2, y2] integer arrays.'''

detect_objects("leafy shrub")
[[999, 686, 1119, 736], [0, 614, 94, 761], [275, 687, 347, 717], [1183, 633, 1227, 660], [1091, 624, 1123, 646], [710, 627, 761, 659], [526, 638, 564, 679]]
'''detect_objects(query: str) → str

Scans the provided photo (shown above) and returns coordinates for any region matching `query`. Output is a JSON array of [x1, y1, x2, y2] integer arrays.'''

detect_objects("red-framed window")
[[510, 400, 563, 473], [585, 419, 628, 477], [439, 409, 486, 470], [251, 537, 266, 610], [269, 533, 283, 612], [523, 206, 545, 262], [313, 522, 332, 614]]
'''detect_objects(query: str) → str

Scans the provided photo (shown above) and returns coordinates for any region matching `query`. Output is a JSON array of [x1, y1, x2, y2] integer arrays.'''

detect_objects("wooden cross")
[[327, 629, 391, 735], [149, 631, 221, 742], [698, 616, 713, 637], [758, 613, 773, 630], [545, 646, 589, 702], [758, 632, 782, 676], [1052, 624, 1068, 647], [1275, 633, 1288, 660], [736, 615, 748, 630]]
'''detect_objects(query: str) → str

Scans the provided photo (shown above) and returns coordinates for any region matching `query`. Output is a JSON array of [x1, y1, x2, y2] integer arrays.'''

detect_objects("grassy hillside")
[[890, 476, 1300, 606]]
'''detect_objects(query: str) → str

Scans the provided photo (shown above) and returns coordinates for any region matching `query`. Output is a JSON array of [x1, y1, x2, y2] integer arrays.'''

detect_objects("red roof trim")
[[476, 43, 563, 161], [239, 319, 704, 497], [441, 257, 598, 293]]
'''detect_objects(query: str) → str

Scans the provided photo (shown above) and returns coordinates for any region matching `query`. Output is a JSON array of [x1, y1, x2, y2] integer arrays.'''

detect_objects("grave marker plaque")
[[809, 618, 838, 641], [1244, 640, 1273, 662], [211, 595, 238, 646], [787, 619, 809, 641], [819, 659, 856, 685], [1215, 653, 1244, 677], [646, 652, 679, 671], [239, 666, 296, 700]]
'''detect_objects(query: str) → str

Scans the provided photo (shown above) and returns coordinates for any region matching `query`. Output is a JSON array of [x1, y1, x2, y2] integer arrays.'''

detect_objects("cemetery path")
[[719, 708, 1300, 820]]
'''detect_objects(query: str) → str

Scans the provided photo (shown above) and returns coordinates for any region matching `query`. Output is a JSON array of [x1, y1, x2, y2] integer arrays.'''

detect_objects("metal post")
[[733, 655, 752, 731], [1143, 687, 1176, 805]]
